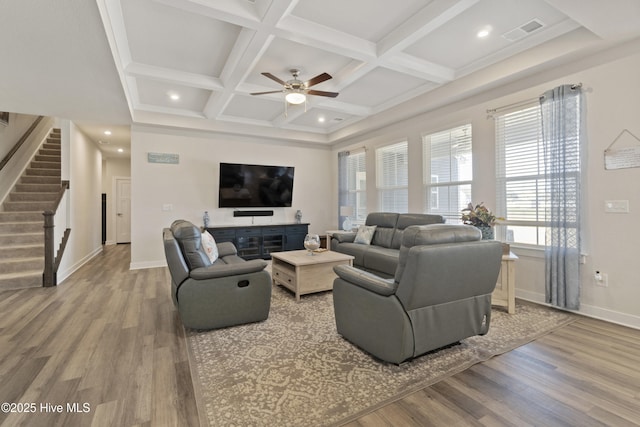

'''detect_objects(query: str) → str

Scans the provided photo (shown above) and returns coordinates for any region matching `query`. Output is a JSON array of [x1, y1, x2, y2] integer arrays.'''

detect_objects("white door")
[[116, 178, 131, 243]]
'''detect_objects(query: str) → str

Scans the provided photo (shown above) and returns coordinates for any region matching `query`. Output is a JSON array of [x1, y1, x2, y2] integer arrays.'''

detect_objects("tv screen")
[[218, 162, 295, 208]]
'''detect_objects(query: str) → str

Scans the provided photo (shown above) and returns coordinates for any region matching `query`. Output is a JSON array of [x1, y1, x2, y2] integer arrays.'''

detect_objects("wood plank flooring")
[[1, 244, 639, 426]]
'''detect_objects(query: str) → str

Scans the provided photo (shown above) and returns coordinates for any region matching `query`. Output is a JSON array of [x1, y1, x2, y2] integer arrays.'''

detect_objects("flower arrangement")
[[461, 202, 500, 227]]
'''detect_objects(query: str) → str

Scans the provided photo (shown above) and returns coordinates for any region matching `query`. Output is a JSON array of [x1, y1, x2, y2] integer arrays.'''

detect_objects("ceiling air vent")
[[502, 19, 545, 42]]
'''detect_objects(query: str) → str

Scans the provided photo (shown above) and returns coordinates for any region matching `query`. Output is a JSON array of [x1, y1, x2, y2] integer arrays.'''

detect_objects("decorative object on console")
[[303, 234, 321, 255], [461, 202, 501, 240], [203, 211, 210, 228], [295, 210, 302, 224], [340, 205, 354, 231]]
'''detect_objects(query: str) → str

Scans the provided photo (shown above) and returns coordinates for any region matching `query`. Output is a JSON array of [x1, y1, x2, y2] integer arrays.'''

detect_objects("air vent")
[[502, 19, 545, 42], [332, 117, 344, 122]]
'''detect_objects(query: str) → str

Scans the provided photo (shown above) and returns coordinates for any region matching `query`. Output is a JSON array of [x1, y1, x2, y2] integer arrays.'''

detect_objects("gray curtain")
[[540, 84, 584, 310], [338, 151, 349, 229]]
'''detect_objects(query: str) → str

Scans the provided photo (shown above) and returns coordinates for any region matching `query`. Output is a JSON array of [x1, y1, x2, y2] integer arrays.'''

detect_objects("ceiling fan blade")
[[261, 72, 286, 85], [305, 72, 332, 88], [250, 90, 284, 95], [306, 89, 339, 98]]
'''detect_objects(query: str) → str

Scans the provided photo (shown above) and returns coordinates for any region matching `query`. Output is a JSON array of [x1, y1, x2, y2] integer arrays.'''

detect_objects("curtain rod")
[[487, 83, 583, 118]]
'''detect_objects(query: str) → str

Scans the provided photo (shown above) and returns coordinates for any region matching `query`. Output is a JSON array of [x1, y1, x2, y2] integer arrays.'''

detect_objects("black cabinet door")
[[284, 224, 308, 251]]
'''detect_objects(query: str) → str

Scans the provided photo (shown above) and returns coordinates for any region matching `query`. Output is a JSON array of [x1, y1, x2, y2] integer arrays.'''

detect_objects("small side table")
[[492, 251, 518, 314], [325, 229, 345, 251]]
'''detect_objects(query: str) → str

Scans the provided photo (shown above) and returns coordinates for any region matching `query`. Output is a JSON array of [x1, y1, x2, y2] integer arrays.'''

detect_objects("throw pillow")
[[354, 225, 377, 245], [201, 230, 219, 263]]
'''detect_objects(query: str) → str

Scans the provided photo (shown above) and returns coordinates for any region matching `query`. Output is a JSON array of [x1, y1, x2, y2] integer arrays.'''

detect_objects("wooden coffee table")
[[270, 250, 354, 301]]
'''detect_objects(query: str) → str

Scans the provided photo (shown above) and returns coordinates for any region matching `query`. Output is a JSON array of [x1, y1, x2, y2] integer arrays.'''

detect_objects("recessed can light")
[[169, 93, 180, 101], [104, 130, 112, 136], [477, 26, 492, 38], [117, 148, 124, 153]]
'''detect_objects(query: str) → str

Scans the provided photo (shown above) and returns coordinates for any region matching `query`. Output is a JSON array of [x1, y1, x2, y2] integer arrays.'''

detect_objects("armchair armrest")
[[333, 265, 396, 296], [216, 241, 238, 257], [333, 232, 357, 243], [190, 259, 268, 280]]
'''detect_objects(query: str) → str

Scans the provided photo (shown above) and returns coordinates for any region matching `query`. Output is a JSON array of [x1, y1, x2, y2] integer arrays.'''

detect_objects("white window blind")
[[495, 104, 547, 245], [376, 141, 408, 213], [423, 124, 472, 222], [345, 150, 367, 225]]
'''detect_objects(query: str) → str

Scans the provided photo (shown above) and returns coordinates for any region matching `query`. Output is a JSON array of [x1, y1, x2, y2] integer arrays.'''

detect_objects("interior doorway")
[[115, 177, 131, 243]]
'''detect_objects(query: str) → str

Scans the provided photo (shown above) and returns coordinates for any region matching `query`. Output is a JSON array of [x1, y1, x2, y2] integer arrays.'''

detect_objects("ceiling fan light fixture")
[[285, 91, 306, 104]]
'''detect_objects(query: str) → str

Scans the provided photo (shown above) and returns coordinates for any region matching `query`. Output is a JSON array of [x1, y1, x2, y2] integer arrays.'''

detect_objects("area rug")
[[186, 286, 576, 427]]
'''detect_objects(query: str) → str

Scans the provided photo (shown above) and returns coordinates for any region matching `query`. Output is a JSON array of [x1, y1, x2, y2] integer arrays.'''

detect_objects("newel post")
[[43, 210, 56, 287]]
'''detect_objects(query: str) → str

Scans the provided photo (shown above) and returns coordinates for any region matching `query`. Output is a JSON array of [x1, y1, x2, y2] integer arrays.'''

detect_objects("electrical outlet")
[[594, 270, 608, 287]]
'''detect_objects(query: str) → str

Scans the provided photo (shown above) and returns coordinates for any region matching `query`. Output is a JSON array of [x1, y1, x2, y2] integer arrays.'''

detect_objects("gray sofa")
[[163, 219, 271, 329], [330, 212, 445, 277], [333, 224, 503, 364]]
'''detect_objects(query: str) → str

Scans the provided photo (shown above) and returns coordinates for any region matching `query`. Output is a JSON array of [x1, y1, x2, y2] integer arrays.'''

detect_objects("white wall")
[[332, 49, 640, 329], [0, 113, 39, 159], [130, 126, 333, 269], [57, 121, 103, 282]]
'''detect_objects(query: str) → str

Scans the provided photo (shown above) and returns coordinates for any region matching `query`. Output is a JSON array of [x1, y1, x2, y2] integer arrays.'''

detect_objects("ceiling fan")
[[250, 69, 339, 105]]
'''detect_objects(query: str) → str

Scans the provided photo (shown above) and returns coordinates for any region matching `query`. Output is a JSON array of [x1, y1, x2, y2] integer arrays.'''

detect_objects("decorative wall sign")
[[147, 152, 179, 164], [604, 129, 640, 170]]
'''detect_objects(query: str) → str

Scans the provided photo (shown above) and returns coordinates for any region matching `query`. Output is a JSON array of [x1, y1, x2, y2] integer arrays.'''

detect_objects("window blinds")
[[423, 124, 472, 222], [495, 103, 547, 245], [376, 141, 408, 213]]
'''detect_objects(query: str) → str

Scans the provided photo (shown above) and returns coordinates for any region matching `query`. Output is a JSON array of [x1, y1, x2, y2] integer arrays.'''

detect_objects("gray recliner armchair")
[[333, 224, 503, 364], [163, 219, 271, 329]]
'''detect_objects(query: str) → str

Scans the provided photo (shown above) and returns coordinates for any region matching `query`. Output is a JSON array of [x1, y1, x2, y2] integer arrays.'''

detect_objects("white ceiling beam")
[[125, 62, 224, 91], [151, 0, 261, 29], [275, 15, 377, 62], [382, 53, 454, 83], [377, 0, 480, 57]]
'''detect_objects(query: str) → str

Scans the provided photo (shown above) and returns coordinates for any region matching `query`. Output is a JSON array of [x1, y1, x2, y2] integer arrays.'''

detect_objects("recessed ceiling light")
[[169, 93, 180, 101], [318, 116, 325, 123], [477, 26, 492, 38], [117, 148, 124, 153], [104, 130, 112, 136]]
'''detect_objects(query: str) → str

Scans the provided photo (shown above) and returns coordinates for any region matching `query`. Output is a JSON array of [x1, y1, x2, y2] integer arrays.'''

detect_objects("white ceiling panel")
[[122, 0, 241, 76], [223, 95, 284, 122], [291, 0, 427, 42], [136, 78, 212, 112], [338, 67, 427, 107], [405, 0, 570, 69]]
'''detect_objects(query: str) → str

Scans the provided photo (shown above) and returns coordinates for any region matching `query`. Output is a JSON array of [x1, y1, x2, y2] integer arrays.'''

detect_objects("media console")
[[206, 223, 309, 260]]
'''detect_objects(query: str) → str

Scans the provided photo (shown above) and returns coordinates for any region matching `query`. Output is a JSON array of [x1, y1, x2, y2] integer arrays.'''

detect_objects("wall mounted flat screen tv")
[[218, 162, 295, 208]]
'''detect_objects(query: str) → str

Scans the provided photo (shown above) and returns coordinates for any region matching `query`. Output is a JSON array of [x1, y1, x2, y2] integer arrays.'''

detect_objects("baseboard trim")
[[130, 260, 167, 270], [516, 289, 640, 330], [57, 246, 104, 285]]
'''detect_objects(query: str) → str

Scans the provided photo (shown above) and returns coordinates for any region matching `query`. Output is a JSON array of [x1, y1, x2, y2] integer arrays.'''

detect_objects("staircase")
[[0, 129, 61, 290]]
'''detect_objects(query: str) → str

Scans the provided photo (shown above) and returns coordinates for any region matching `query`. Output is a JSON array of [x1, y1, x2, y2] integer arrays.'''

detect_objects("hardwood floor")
[[0, 244, 199, 427], [1, 244, 639, 427]]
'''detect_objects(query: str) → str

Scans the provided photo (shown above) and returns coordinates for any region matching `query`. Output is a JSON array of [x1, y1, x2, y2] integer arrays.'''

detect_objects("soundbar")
[[233, 210, 274, 217]]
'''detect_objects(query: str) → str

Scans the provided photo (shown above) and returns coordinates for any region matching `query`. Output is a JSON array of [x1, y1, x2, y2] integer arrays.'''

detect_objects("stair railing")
[[0, 116, 44, 172], [43, 180, 71, 287]]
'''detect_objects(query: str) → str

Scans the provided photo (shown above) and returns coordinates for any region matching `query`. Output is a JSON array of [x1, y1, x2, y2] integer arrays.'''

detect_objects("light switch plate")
[[604, 200, 629, 213]]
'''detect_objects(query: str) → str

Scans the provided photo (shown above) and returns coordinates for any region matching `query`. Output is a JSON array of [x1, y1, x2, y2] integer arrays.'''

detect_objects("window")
[[496, 101, 583, 246], [423, 124, 472, 222], [376, 141, 408, 213], [338, 150, 367, 226]]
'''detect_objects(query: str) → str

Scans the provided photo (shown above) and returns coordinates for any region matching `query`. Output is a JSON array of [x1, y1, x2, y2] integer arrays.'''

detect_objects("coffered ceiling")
[[96, 0, 640, 144], [2, 0, 640, 151]]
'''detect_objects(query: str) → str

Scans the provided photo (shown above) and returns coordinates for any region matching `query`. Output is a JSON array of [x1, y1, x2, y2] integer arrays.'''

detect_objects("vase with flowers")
[[461, 202, 500, 240]]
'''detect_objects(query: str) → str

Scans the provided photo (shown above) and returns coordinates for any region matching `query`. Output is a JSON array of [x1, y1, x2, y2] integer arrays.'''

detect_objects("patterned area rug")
[[186, 285, 576, 427]]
